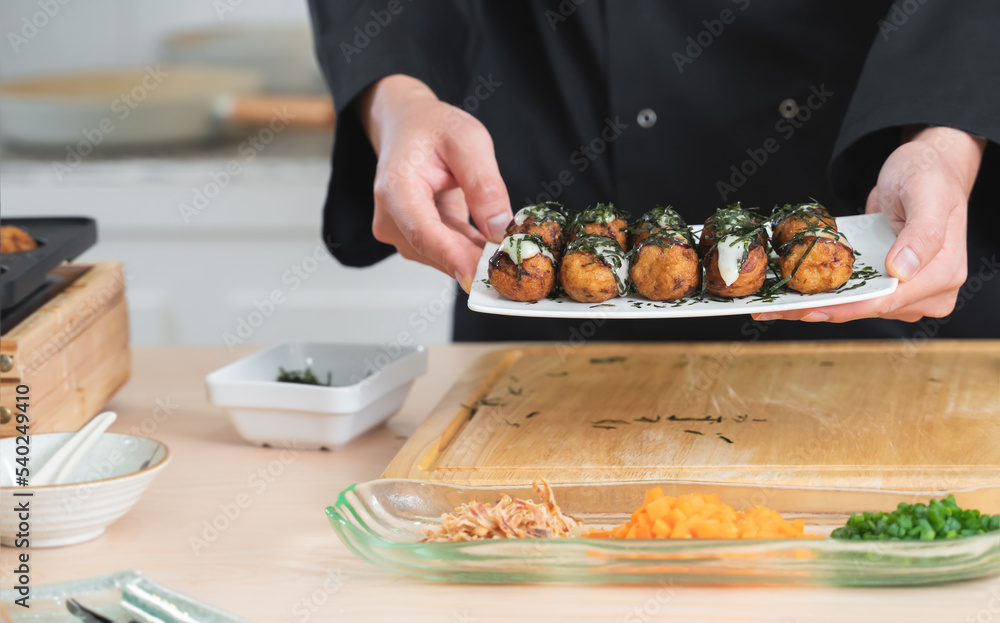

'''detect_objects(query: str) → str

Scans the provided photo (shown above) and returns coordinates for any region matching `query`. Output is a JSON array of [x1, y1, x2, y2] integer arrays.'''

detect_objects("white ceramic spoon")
[[31, 411, 117, 486]]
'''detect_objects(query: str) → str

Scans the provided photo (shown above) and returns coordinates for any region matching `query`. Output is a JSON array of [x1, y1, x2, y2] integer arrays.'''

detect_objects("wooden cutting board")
[[384, 341, 1000, 490]]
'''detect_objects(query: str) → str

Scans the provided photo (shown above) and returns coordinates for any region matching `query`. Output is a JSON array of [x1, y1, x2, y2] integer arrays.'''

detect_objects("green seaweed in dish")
[[277, 366, 332, 386]]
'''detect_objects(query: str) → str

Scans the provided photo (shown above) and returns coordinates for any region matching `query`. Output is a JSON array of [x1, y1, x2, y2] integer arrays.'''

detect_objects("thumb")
[[884, 181, 950, 283], [441, 123, 512, 242]]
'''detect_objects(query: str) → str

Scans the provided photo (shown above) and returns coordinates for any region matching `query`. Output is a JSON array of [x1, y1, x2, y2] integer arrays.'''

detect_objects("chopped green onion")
[[831, 495, 1000, 541]]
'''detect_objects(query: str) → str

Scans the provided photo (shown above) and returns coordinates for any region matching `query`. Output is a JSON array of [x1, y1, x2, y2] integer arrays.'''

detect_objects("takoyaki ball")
[[559, 234, 629, 303], [629, 234, 700, 301], [771, 203, 837, 248], [779, 237, 855, 294], [629, 206, 687, 247], [698, 204, 765, 257], [704, 236, 768, 297], [567, 203, 629, 251], [505, 203, 567, 257], [488, 234, 557, 302]]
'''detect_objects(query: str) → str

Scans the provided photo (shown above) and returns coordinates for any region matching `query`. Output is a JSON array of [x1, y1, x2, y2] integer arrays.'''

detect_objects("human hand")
[[357, 74, 512, 293], [754, 126, 986, 323]]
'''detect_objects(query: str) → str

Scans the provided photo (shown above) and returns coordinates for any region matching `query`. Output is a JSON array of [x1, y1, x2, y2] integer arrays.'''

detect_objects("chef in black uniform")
[[308, 1, 1000, 341]]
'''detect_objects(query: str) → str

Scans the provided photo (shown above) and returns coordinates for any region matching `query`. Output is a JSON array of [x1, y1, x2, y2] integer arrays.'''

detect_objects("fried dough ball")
[[559, 234, 628, 303], [779, 237, 855, 294], [629, 234, 701, 301], [771, 203, 837, 249], [704, 239, 768, 297], [698, 204, 766, 257], [488, 234, 557, 302], [629, 206, 688, 247], [0, 225, 37, 253], [567, 203, 629, 251], [578, 220, 628, 250], [505, 203, 567, 258]]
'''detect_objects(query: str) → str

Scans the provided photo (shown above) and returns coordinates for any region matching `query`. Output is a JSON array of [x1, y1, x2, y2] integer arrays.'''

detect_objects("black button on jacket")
[[309, 0, 1000, 341]]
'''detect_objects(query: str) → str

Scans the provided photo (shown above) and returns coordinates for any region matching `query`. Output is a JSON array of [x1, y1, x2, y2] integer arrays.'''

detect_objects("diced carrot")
[[693, 520, 722, 539], [677, 499, 694, 517], [670, 519, 691, 539], [585, 488, 820, 540], [652, 518, 671, 538], [643, 487, 664, 506], [645, 497, 670, 522], [637, 513, 651, 530]]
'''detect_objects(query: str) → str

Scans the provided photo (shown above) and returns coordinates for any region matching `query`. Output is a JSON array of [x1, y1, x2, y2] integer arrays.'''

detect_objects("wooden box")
[[0, 262, 131, 436]]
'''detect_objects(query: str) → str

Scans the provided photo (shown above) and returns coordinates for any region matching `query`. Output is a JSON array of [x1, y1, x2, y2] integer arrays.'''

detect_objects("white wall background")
[[1, 0, 456, 348]]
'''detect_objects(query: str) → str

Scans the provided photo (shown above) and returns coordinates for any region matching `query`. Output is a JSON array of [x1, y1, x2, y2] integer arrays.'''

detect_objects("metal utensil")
[[66, 598, 114, 623]]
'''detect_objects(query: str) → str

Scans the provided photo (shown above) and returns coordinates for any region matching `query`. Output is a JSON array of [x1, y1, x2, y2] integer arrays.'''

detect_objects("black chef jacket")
[[308, 0, 1000, 341]]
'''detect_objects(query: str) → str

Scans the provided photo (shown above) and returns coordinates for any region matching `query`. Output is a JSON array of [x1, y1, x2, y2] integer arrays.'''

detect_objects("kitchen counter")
[[2, 345, 996, 622]]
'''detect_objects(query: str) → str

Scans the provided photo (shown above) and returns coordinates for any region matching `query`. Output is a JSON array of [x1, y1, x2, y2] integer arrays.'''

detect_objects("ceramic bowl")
[[205, 342, 428, 449], [0, 433, 170, 547]]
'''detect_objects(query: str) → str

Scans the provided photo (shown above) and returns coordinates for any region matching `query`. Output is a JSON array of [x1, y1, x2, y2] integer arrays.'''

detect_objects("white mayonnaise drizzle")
[[717, 234, 749, 287], [587, 238, 629, 294], [500, 234, 554, 264]]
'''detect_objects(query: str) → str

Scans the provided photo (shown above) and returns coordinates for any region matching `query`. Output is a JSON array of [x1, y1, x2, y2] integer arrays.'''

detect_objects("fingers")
[[752, 297, 889, 324], [436, 187, 488, 248], [883, 174, 953, 283], [864, 186, 882, 215], [373, 176, 482, 293], [440, 121, 512, 243]]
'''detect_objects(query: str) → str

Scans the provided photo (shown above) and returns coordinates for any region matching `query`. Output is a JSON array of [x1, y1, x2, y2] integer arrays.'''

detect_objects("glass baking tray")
[[326, 479, 1000, 585]]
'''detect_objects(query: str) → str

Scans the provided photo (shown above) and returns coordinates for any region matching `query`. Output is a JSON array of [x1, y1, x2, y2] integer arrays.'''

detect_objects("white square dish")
[[205, 342, 427, 449], [469, 213, 899, 319]]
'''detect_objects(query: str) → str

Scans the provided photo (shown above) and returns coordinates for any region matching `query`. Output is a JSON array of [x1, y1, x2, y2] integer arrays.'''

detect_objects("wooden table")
[[2, 345, 997, 622]]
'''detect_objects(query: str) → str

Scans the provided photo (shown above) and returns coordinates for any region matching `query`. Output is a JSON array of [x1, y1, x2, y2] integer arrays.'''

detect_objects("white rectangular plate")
[[469, 213, 899, 319]]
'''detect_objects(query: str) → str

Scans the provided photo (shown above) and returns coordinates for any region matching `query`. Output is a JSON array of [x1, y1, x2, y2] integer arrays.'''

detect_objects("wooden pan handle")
[[224, 95, 336, 128]]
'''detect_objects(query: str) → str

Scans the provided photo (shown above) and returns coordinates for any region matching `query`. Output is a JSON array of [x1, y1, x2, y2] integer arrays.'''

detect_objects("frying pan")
[[0, 66, 334, 147]]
